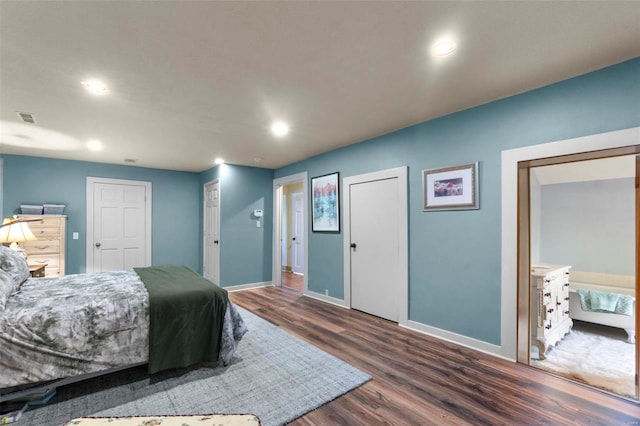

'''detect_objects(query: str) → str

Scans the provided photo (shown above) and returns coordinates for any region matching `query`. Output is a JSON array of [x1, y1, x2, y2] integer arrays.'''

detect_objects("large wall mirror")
[[518, 147, 639, 400]]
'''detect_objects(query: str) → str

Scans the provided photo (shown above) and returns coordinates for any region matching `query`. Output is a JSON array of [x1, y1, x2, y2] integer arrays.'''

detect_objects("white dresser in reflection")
[[531, 264, 572, 359]]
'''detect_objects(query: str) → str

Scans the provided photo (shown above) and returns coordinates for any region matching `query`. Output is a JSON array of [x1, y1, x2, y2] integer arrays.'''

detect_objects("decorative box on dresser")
[[530, 263, 572, 360], [17, 214, 66, 277]]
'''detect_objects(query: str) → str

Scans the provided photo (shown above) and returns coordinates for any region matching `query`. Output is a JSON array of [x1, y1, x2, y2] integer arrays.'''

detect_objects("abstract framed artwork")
[[423, 162, 479, 211], [311, 172, 340, 232]]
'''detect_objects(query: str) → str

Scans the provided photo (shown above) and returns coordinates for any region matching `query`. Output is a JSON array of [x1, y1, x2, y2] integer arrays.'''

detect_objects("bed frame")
[[0, 362, 147, 404], [568, 270, 636, 343]]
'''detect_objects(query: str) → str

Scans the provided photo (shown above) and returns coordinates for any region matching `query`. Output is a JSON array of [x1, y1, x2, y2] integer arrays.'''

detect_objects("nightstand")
[[28, 264, 47, 278]]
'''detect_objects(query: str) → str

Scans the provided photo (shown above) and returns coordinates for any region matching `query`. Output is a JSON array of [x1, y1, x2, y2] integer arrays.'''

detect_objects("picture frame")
[[311, 172, 340, 232], [423, 162, 479, 211]]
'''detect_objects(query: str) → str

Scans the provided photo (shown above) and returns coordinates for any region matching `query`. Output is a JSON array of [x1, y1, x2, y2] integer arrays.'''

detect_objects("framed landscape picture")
[[311, 172, 340, 232], [423, 162, 479, 211]]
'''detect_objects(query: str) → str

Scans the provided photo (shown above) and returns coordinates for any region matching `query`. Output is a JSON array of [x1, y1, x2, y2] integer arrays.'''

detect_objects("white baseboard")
[[303, 290, 349, 308], [406, 320, 513, 362], [225, 281, 274, 292], [233, 283, 513, 361]]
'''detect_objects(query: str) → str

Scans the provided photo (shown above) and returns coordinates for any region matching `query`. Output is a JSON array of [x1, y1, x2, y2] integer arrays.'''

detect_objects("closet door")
[[349, 177, 400, 322]]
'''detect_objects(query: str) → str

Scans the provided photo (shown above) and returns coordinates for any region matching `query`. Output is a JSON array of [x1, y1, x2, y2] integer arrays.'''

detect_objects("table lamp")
[[0, 218, 38, 259]]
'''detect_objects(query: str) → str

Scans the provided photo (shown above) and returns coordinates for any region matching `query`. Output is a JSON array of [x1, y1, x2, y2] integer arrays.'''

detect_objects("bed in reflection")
[[569, 270, 636, 343]]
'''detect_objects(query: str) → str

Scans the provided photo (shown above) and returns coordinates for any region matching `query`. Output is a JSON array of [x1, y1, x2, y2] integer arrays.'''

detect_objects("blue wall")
[[275, 58, 640, 345], [2, 155, 201, 274], [199, 164, 274, 287]]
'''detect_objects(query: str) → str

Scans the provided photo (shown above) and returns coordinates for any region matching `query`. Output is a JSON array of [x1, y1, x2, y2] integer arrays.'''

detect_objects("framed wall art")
[[423, 162, 479, 211], [311, 172, 340, 232]]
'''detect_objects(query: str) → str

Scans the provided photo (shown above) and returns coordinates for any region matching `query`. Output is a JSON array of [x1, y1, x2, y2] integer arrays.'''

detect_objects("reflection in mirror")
[[528, 155, 637, 399]]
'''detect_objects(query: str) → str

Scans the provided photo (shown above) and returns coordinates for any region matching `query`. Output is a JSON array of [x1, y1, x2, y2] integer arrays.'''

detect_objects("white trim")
[[203, 179, 221, 285], [0, 157, 4, 218], [343, 166, 408, 326], [405, 320, 510, 362], [303, 290, 350, 308], [86, 177, 152, 273], [272, 172, 308, 291], [501, 126, 639, 361], [226, 281, 274, 292]]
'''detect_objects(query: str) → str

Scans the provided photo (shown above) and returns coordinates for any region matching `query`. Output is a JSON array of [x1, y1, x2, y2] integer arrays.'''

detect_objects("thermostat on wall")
[[253, 209, 263, 217]]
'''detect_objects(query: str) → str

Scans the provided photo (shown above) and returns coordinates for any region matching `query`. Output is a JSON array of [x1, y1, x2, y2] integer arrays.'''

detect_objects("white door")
[[349, 177, 401, 322], [88, 178, 151, 272], [291, 192, 304, 274], [203, 180, 220, 285], [281, 194, 287, 271]]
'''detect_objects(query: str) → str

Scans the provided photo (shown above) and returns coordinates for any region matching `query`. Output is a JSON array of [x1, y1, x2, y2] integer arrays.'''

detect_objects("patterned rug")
[[65, 414, 260, 425], [19, 307, 371, 426]]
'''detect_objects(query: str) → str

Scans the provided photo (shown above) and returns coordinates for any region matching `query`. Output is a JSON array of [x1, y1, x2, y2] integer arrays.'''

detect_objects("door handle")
[[292, 237, 296, 241], [214, 240, 219, 244], [350, 243, 357, 249], [95, 242, 101, 248]]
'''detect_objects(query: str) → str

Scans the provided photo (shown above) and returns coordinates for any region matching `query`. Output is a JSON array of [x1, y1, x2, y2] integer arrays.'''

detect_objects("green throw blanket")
[[134, 265, 228, 374], [577, 289, 634, 316]]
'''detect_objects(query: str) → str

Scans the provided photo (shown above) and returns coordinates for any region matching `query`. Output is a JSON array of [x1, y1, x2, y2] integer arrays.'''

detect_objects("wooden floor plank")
[[229, 287, 640, 424]]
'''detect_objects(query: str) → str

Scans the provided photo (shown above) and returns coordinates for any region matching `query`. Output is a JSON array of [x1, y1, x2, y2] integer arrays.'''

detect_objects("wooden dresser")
[[531, 264, 572, 359], [17, 214, 67, 277]]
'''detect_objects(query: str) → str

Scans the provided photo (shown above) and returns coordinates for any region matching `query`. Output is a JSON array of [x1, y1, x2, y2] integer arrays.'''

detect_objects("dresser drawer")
[[23, 240, 60, 254], [45, 267, 61, 277], [30, 216, 62, 228], [30, 227, 61, 238], [27, 255, 60, 269]]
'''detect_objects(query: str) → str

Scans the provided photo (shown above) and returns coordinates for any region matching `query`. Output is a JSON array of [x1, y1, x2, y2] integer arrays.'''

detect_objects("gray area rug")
[[19, 307, 371, 425]]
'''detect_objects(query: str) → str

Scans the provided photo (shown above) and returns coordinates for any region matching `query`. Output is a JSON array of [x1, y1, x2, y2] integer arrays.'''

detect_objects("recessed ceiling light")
[[86, 139, 103, 151], [215, 158, 225, 165], [271, 121, 289, 137], [253, 157, 263, 163], [431, 39, 457, 57], [81, 79, 109, 95]]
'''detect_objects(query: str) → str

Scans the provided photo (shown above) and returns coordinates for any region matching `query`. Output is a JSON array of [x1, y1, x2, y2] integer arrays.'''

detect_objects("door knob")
[[214, 240, 219, 244], [95, 242, 101, 248], [292, 237, 296, 241], [350, 243, 357, 249]]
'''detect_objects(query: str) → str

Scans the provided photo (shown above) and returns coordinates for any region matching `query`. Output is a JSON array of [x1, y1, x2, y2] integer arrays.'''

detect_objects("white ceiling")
[[1, 1, 639, 172]]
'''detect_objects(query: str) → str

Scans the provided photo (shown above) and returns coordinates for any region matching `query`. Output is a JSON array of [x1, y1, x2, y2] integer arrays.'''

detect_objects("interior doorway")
[[517, 147, 639, 400], [343, 166, 409, 326], [86, 177, 151, 273], [273, 172, 308, 292], [203, 179, 220, 285]]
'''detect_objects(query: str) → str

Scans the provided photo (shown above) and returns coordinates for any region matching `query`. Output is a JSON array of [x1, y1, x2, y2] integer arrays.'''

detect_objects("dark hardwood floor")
[[229, 287, 640, 425], [281, 271, 304, 291]]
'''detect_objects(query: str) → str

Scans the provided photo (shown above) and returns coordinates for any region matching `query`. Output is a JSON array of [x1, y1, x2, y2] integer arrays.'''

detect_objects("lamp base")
[[8, 242, 27, 260]]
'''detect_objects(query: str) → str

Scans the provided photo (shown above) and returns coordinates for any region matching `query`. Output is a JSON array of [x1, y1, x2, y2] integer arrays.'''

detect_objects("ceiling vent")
[[17, 111, 36, 124]]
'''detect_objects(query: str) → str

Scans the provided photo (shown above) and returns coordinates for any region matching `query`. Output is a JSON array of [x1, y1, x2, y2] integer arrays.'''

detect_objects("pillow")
[[0, 268, 17, 309], [0, 245, 30, 286]]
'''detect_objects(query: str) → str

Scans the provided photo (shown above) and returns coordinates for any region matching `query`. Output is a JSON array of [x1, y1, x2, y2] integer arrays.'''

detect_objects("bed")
[[0, 245, 247, 398], [569, 270, 635, 343]]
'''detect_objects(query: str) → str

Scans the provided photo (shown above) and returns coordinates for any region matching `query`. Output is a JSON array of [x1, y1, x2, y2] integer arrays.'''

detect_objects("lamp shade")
[[0, 218, 37, 243]]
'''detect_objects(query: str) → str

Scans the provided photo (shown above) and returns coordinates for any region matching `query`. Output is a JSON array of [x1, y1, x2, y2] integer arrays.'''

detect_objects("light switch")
[[72, 232, 79, 240], [256, 220, 261, 228]]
